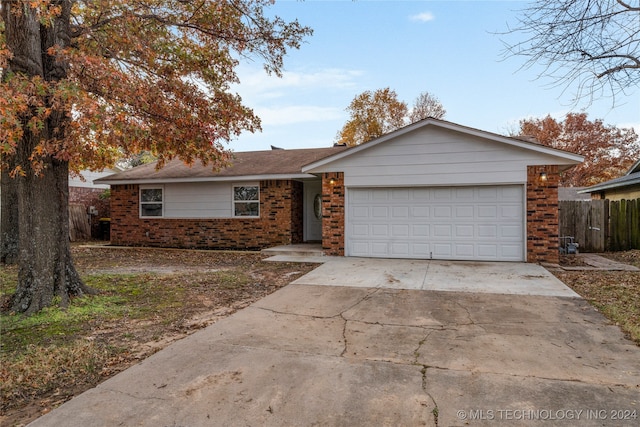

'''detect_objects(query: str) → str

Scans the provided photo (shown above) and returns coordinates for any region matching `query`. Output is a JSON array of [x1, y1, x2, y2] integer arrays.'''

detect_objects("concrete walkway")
[[29, 261, 640, 426]]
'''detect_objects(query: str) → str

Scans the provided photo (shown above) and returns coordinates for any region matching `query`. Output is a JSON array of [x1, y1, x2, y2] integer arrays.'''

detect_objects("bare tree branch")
[[501, 0, 640, 105]]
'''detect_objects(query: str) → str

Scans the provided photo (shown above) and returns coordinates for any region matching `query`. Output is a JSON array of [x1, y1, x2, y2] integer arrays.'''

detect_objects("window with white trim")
[[233, 185, 259, 217], [140, 187, 163, 217]]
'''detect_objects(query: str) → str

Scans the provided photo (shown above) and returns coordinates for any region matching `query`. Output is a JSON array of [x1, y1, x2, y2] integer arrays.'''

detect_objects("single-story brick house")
[[96, 119, 583, 264]]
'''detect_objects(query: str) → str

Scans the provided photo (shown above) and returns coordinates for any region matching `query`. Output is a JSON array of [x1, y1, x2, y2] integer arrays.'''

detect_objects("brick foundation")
[[527, 165, 560, 264], [109, 180, 303, 250], [321, 172, 345, 256]]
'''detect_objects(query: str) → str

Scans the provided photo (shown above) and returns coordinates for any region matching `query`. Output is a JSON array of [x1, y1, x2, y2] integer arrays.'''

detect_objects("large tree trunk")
[[11, 151, 93, 314], [1, 164, 19, 264], [4, 0, 95, 314]]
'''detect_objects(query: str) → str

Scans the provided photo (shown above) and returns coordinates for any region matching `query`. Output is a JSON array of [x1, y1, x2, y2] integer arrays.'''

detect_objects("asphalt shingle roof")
[[96, 146, 348, 183], [580, 158, 640, 193]]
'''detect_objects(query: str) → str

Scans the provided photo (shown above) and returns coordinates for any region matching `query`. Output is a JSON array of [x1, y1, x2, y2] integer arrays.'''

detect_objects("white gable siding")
[[311, 127, 565, 187], [69, 170, 116, 189], [163, 182, 232, 218]]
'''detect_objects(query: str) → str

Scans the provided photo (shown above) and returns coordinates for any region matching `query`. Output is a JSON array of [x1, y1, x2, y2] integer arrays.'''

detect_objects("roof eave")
[[95, 173, 317, 185], [578, 176, 640, 193], [302, 119, 584, 172]]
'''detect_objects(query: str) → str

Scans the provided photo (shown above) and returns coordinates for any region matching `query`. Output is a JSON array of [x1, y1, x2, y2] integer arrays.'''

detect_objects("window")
[[233, 185, 259, 217], [140, 187, 163, 217]]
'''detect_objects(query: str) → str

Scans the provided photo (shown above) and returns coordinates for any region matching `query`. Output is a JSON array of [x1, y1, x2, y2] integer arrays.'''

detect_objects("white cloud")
[[409, 12, 435, 23], [234, 67, 364, 100]]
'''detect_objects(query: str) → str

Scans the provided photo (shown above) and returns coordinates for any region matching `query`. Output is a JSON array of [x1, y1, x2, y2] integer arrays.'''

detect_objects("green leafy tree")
[[0, 0, 311, 314]]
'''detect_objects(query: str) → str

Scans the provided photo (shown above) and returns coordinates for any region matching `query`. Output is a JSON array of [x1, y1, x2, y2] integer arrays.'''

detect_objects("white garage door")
[[347, 186, 524, 261]]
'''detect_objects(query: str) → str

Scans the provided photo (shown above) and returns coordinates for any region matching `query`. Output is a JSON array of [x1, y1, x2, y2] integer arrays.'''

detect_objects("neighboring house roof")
[[302, 118, 583, 172], [70, 167, 123, 189], [95, 146, 348, 185], [579, 158, 640, 194]]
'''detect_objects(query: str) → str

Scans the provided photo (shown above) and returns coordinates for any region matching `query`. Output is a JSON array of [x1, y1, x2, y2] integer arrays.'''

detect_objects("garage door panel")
[[501, 244, 522, 257], [372, 206, 388, 218], [434, 206, 452, 218], [391, 224, 410, 237], [477, 186, 498, 200], [478, 244, 498, 257], [455, 225, 474, 238], [392, 206, 409, 218], [413, 243, 430, 256], [478, 205, 498, 218], [455, 244, 474, 257], [412, 224, 430, 237], [352, 224, 369, 236], [372, 224, 389, 237], [390, 243, 410, 256], [433, 243, 452, 257], [433, 188, 453, 200], [433, 224, 452, 237], [501, 205, 521, 218], [455, 205, 474, 218], [347, 186, 524, 261], [455, 188, 474, 199], [501, 225, 522, 238], [353, 206, 369, 218], [501, 186, 522, 199], [412, 206, 429, 218], [478, 225, 497, 238], [371, 242, 388, 256], [351, 241, 369, 256]]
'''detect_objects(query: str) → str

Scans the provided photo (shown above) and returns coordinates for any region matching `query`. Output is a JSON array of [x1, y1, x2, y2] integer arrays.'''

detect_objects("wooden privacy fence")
[[69, 204, 91, 241], [559, 198, 640, 252]]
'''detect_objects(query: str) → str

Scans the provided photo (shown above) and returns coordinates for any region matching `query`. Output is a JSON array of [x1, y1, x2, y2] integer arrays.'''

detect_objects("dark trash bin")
[[99, 218, 111, 241]]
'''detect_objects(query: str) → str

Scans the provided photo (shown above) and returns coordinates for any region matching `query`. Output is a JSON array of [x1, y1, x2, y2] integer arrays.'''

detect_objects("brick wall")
[[69, 186, 111, 239], [527, 165, 560, 264], [321, 172, 345, 256], [109, 180, 303, 250]]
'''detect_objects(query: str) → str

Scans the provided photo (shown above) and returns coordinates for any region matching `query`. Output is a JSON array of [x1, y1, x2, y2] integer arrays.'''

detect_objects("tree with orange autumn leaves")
[[517, 113, 639, 187], [335, 88, 446, 146], [0, 0, 311, 314]]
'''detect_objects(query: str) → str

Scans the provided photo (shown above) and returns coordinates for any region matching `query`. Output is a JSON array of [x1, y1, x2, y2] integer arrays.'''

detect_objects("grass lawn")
[[552, 249, 640, 345], [0, 246, 316, 426]]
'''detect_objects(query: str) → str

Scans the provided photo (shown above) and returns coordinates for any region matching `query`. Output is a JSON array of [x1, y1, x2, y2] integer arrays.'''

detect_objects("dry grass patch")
[[1, 246, 317, 426], [553, 250, 640, 345]]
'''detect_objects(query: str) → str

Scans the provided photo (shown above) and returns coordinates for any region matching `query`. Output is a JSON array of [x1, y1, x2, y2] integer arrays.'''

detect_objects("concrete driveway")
[[291, 257, 580, 297], [30, 259, 640, 426]]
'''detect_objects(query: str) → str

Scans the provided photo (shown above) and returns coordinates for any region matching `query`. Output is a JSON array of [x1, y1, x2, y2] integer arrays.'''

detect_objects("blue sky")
[[229, 0, 640, 152]]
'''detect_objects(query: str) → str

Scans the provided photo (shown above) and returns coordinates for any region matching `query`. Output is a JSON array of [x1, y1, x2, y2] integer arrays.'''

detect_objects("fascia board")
[[302, 119, 584, 172], [96, 173, 316, 185], [578, 176, 640, 193]]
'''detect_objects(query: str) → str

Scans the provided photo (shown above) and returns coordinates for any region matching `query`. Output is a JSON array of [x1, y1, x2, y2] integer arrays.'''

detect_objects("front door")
[[304, 180, 323, 241]]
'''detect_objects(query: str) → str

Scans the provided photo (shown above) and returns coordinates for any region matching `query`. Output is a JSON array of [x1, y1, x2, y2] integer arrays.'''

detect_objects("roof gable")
[[302, 118, 583, 173]]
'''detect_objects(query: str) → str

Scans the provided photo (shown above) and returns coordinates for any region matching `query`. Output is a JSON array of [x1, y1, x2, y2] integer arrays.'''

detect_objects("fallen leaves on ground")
[[0, 245, 317, 426], [552, 250, 640, 346]]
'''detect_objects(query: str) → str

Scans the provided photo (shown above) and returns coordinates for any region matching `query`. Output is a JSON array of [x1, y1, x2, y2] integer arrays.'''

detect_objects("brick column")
[[527, 165, 560, 264], [322, 172, 344, 256]]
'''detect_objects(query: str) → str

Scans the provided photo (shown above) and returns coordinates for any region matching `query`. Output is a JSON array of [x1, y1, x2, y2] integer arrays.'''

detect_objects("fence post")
[[631, 199, 640, 248], [604, 199, 610, 251]]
